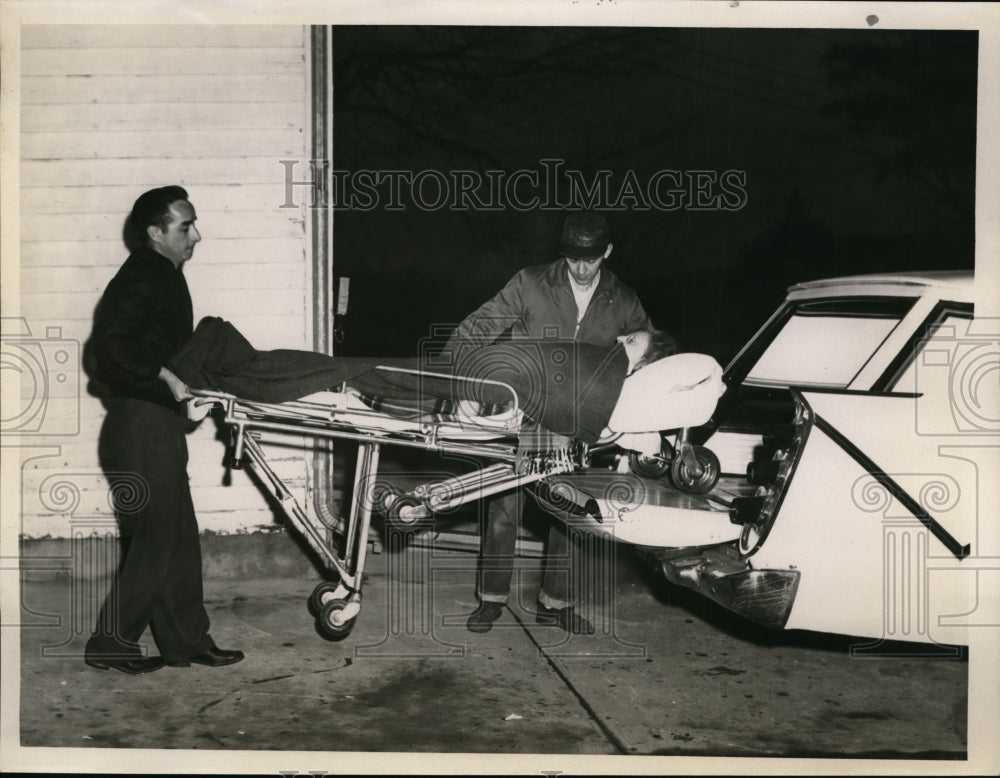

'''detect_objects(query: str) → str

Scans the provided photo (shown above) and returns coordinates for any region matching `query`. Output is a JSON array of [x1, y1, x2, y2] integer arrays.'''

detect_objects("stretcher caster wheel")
[[316, 599, 356, 641], [384, 495, 433, 534], [628, 450, 670, 479], [308, 579, 343, 617], [373, 482, 402, 513], [670, 446, 720, 495]]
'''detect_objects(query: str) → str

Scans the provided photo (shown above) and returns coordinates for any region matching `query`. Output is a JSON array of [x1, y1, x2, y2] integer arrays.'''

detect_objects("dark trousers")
[[85, 399, 213, 662], [478, 490, 573, 609]]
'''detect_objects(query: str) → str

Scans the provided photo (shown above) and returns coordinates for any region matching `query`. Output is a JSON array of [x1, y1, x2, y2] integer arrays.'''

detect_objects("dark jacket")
[[445, 259, 651, 350], [87, 247, 193, 409]]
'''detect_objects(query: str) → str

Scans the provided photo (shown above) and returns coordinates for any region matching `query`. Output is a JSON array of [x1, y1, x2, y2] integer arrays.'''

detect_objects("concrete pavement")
[[11, 531, 971, 774]]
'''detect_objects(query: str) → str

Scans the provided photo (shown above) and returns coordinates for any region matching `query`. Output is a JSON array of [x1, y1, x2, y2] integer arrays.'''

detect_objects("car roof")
[[787, 271, 975, 302]]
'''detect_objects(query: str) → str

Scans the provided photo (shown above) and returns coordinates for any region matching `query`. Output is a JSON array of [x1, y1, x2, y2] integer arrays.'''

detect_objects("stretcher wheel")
[[308, 579, 342, 617], [373, 482, 402, 514], [628, 450, 670, 479], [669, 445, 720, 495], [384, 495, 433, 534], [316, 599, 356, 641]]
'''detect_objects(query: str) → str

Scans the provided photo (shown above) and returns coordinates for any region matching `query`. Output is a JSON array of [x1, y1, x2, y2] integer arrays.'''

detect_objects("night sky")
[[329, 26, 977, 363]]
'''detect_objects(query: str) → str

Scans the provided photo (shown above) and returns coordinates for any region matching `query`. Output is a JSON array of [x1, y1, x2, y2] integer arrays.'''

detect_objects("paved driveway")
[[14, 541, 971, 774]]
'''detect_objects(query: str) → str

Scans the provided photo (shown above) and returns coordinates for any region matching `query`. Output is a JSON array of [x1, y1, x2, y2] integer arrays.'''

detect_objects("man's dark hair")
[[122, 185, 189, 253], [635, 328, 679, 370]]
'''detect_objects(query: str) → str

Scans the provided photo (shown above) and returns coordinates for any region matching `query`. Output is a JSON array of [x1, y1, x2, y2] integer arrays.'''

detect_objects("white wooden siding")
[[17, 25, 312, 538]]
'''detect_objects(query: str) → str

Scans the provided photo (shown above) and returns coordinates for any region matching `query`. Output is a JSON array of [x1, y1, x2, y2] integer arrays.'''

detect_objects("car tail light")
[[708, 568, 801, 629], [733, 391, 813, 555], [653, 546, 802, 630]]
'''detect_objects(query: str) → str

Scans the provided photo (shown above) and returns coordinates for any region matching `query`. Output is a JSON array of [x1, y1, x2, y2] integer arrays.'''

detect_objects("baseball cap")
[[558, 211, 611, 260]]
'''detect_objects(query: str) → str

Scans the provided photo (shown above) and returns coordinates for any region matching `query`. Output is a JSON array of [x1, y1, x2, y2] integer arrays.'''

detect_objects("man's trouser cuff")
[[537, 590, 572, 610]]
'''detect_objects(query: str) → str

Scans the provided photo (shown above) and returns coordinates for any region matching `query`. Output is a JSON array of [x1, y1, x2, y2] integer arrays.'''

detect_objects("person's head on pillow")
[[617, 328, 678, 375]]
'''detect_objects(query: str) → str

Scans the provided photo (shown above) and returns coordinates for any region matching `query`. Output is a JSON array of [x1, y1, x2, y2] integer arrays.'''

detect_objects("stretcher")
[[189, 355, 727, 641]]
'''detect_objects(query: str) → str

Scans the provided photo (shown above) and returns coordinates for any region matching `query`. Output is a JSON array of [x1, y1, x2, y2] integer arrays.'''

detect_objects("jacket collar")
[[548, 258, 615, 297], [133, 245, 181, 272]]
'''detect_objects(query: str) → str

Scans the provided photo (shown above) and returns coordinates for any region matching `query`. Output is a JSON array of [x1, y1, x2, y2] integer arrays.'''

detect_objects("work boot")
[[466, 601, 504, 633], [535, 604, 595, 635]]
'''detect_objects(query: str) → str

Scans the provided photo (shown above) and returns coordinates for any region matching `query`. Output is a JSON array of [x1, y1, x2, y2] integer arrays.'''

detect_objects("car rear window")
[[744, 297, 915, 389]]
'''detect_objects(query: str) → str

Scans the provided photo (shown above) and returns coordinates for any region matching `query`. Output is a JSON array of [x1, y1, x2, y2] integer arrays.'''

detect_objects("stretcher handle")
[[372, 365, 519, 417], [189, 388, 238, 401], [187, 387, 239, 415]]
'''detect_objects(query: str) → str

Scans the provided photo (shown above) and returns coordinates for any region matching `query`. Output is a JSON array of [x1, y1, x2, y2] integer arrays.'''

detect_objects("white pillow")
[[606, 353, 725, 433]]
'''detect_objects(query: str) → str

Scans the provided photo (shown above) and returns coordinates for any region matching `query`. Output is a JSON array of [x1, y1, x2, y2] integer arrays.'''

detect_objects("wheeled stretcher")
[[189, 354, 727, 641]]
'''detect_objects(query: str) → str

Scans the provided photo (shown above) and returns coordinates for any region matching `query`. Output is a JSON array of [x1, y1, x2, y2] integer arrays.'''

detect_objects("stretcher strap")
[[515, 423, 577, 475]]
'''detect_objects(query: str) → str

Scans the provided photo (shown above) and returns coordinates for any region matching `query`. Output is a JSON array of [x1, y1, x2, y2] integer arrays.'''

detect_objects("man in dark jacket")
[[84, 186, 244, 674], [446, 211, 653, 635]]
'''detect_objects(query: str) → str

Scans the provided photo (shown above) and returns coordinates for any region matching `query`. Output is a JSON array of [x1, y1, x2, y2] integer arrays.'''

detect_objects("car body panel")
[[799, 389, 976, 558], [558, 271, 991, 644], [749, 396, 972, 644], [535, 472, 744, 547]]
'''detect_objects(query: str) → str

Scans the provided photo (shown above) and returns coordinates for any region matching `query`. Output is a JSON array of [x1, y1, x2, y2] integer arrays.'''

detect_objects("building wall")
[[15, 25, 313, 538]]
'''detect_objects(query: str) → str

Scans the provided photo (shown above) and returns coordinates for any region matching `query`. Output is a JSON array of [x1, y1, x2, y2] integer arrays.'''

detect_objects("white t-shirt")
[[570, 271, 600, 336]]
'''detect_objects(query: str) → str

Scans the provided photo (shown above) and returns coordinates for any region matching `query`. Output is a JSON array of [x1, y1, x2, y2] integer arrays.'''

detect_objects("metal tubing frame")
[[675, 427, 705, 476], [411, 462, 513, 499], [420, 468, 559, 513], [199, 391, 520, 463], [206, 388, 519, 466], [202, 390, 545, 590], [343, 441, 380, 574], [239, 433, 358, 588], [199, 389, 583, 600], [238, 430, 385, 597], [372, 364, 520, 417]]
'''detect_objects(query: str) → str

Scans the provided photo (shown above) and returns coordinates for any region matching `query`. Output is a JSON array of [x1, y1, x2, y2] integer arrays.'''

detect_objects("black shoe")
[[166, 646, 245, 668], [85, 656, 166, 675], [535, 605, 595, 635], [466, 601, 504, 633]]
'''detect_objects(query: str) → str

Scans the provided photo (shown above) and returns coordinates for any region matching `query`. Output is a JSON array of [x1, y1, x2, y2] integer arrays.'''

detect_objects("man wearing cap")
[[445, 210, 652, 634]]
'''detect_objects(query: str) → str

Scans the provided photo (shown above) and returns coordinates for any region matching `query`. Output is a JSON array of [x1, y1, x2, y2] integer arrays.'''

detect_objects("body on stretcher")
[[188, 355, 726, 641]]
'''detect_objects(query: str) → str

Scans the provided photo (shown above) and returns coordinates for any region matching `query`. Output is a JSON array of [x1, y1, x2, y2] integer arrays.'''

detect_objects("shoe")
[[535, 604, 595, 635], [166, 646, 245, 668], [85, 656, 166, 675], [466, 601, 504, 633]]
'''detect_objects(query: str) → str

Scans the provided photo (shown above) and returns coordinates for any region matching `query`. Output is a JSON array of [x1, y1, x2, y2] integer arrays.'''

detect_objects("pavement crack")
[[252, 674, 295, 685], [198, 697, 225, 714], [250, 658, 353, 685], [507, 605, 632, 755]]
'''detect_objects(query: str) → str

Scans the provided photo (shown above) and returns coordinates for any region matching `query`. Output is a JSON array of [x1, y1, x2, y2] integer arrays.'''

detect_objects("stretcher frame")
[[189, 366, 589, 640], [190, 360, 724, 639]]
